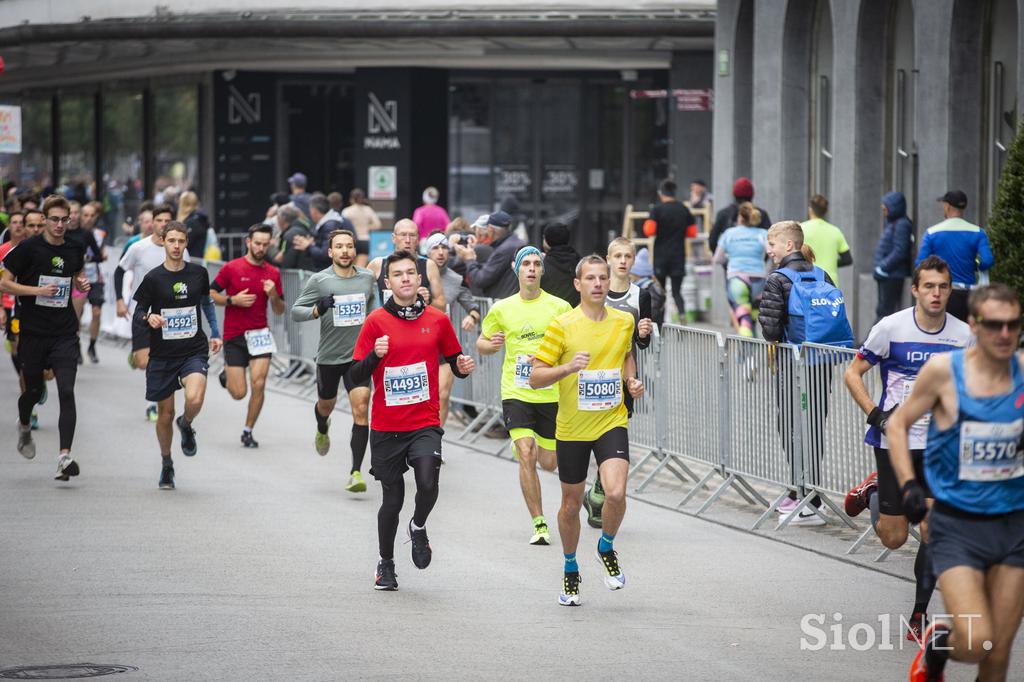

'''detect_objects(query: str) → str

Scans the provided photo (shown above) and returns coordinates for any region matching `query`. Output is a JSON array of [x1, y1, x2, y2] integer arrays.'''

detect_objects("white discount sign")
[[0, 105, 21, 154], [369, 166, 397, 200]]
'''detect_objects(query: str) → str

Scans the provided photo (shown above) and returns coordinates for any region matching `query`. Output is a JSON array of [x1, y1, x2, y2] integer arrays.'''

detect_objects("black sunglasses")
[[976, 317, 1022, 333]]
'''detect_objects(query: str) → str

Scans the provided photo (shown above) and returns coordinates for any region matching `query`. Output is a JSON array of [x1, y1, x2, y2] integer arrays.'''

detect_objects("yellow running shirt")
[[534, 306, 634, 441], [481, 290, 571, 403]]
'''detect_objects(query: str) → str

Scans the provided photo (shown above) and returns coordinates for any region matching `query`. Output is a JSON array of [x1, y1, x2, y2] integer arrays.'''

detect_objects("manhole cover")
[[0, 664, 138, 679]]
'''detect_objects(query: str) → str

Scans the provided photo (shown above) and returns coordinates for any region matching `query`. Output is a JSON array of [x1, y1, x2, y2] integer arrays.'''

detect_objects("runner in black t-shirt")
[[0, 195, 88, 481], [646, 179, 693, 322], [132, 221, 222, 490]]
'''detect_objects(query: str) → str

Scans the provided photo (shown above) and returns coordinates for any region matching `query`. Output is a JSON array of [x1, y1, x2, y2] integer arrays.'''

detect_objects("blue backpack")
[[776, 266, 853, 347]]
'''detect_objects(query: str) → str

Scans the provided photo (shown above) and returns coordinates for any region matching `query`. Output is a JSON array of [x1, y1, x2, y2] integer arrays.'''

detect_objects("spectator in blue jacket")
[[873, 191, 914, 322], [915, 190, 995, 321]]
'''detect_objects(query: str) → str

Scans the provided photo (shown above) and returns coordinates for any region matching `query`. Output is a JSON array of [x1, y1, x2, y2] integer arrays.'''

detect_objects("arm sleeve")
[[857, 319, 889, 365], [457, 285, 479, 314], [445, 353, 470, 379], [534, 317, 565, 367], [635, 289, 652, 350], [347, 351, 381, 386], [438, 316, 463, 358], [838, 249, 853, 267], [290, 273, 321, 322], [307, 224, 331, 262], [759, 274, 787, 343], [913, 230, 931, 268], [465, 246, 510, 291], [201, 295, 220, 338], [114, 266, 126, 300], [480, 305, 500, 340], [977, 231, 995, 272]]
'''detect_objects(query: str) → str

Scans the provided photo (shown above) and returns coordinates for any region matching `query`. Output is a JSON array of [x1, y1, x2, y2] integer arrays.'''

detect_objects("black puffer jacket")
[[760, 251, 834, 343]]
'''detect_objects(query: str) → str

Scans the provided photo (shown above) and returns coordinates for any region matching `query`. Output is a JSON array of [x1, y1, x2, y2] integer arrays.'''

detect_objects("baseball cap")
[[488, 211, 512, 229], [472, 214, 490, 230], [287, 172, 308, 188], [632, 248, 653, 277], [938, 190, 967, 210], [733, 177, 754, 200]]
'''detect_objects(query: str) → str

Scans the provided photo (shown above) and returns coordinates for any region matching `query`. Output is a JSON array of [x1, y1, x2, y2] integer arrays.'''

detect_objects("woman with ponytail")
[[713, 202, 769, 337]]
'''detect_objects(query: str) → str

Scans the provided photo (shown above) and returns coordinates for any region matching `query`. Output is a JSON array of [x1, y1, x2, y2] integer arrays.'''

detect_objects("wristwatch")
[[226, 295, 233, 307]]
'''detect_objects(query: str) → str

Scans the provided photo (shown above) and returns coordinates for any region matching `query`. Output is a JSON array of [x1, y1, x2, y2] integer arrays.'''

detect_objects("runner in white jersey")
[[114, 206, 195, 421], [843, 255, 972, 641]]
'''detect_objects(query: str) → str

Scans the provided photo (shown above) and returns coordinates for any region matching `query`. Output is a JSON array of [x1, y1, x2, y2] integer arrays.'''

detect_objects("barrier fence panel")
[[643, 325, 728, 500], [799, 343, 876, 530], [722, 336, 804, 528], [627, 328, 661, 455]]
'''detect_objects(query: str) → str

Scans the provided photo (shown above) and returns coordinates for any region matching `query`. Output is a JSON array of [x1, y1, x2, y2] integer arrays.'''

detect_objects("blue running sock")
[[598, 532, 615, 553], [563, 553, 578, 572]]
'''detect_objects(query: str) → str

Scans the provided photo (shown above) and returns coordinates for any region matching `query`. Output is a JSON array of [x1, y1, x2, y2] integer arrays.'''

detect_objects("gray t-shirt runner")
[[291, 265, 379, 365]]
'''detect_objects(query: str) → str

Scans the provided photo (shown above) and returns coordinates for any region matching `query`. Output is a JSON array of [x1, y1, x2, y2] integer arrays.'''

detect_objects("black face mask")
[[384, 293, 427, 320]]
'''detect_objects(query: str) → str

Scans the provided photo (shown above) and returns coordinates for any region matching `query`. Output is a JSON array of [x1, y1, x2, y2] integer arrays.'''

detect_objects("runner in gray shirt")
[[291, 229, 378, 492]]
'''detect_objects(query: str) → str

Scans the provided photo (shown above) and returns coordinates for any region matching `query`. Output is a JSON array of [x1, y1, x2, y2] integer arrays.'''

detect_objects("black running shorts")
[[131, 317, 150, 352], [18, 333, 80, 373], [87, 281, 105, 307], [502, 399, 557, 440], [874, 447, 930, 515], [929, 502, 1024, 576], [556, 427, 630, 484], [145, 354, 209, 402], [316, 361, 370, 400], [223, 335, 273, 367], [370, 427, 443, 485]]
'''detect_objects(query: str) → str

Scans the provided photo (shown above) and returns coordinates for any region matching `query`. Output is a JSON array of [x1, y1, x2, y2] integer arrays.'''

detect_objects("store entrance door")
[[278, 80, 354, 196]]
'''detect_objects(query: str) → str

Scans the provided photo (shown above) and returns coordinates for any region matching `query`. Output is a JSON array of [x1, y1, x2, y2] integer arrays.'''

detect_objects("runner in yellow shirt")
[[531, 254, 644, 606], [477, 246, 571, 545]]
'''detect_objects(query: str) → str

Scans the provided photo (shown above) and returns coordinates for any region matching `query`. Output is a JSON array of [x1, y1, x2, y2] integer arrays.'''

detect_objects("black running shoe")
[[218, 370, 227, 389], [159, 462, 175, 490], [176, 416, 197, 457], [559, 571, 582, 606], [241, 431, 259, 448], [374, 559, 398, 591], [408, 519, 432, 569], [88, 346, 99, 364]]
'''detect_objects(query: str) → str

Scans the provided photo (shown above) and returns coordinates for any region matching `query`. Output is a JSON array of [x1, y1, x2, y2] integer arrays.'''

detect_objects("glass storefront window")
[[102, 91, 144, 238], [59, 94, 96, 203], [449, 83, 492, 222], [0, 99, 52, 202], [153, 85, 199, 201]]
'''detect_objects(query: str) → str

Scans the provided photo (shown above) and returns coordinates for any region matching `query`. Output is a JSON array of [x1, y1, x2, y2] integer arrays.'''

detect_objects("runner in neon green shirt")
[[477, 246, 571, 545], [800, 194, 852, 284]]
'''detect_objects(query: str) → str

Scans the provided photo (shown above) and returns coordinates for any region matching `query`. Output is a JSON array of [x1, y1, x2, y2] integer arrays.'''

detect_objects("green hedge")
[[988, 123, 1024, 296]]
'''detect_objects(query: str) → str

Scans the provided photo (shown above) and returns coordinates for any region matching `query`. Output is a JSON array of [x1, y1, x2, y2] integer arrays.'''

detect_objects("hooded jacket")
[[874, 192, 914, 279], [465, 231, 525, 299], [540, 244, 582, 307]]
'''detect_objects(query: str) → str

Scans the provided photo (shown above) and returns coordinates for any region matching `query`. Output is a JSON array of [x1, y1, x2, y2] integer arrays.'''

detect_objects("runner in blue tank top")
[[887, 283, 1024, 682]]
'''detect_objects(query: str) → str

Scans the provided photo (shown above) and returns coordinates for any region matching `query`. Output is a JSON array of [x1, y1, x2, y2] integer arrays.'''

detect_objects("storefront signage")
[[496, 166, 531, 196], [0, 105, 22, 154], [628, 88, 714, 112], [542, 167, 578, 195], [369, 166, 397, 200], [364, 92, 401, 150]]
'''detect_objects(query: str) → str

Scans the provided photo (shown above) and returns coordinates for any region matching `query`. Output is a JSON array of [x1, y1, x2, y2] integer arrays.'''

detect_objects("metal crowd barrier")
[[96, 263, 900, 555]]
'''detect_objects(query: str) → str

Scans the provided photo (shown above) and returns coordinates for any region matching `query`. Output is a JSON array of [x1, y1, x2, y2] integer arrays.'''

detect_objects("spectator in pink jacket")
[[412, 186, 451, 241]]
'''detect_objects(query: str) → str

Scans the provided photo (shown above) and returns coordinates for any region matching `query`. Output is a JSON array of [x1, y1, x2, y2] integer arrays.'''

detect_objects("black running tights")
[[377, 457, 441, 560], [19, 364, 77, 450]]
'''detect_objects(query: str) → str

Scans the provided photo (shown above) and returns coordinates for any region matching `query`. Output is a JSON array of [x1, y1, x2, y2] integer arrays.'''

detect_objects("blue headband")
[[513, 246, 543, 275]]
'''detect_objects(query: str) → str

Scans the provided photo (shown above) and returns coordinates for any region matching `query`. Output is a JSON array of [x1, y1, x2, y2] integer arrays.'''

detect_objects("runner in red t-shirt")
[[209, 224, 285, 448], [348, 250, 475, 591]]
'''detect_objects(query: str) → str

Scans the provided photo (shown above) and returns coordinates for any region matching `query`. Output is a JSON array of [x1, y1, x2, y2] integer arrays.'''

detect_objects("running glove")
[[867, 404, 898, 431], [900, 480, 928, 524], [315, 295, 335, 317]]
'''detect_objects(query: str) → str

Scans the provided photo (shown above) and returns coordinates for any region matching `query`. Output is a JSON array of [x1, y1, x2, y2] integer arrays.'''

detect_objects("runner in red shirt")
[[209, 224, 285, 448], [348, 250, 475, 591]]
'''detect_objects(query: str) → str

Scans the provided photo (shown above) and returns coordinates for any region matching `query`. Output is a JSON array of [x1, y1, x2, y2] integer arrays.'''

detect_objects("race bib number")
[[902, 379, 931, 428], [332, 293, 366, 327], [577, 368, 622, 411], [244, 327, 277, 355], [36, 275, 71, 308], [383, 361, 430, 407], [959, 419, 1024, 482], [161, 306, 198, 340], [513, 353, 534, 389]]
